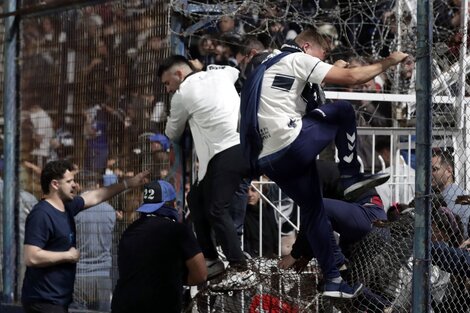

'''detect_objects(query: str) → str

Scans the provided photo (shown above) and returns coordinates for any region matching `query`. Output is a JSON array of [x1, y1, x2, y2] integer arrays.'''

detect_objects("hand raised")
[[126, 170, 151, 188]]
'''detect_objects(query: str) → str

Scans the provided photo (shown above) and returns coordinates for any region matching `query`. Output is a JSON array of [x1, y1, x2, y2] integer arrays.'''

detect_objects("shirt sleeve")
[[165, 93, 189, 142], [292, 54, 333, 85], [65, 196, 85, 216]]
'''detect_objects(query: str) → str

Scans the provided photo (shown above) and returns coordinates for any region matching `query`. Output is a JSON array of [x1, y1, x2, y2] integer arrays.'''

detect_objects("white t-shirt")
[[165, 65, 241, 181], [258, 51, 333, 158]]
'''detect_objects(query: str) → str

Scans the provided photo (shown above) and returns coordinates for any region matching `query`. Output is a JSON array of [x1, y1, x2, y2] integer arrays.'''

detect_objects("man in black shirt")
[[111, 180, 207, 313]]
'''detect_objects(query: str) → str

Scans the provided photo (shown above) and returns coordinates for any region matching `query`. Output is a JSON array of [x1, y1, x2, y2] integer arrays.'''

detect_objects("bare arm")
[[24, 244, 79, 267], [81, 170, 150, 209], [185, 252, 207, 285], [23, 161, 42, 176], [324, 51, 409, 86], [278, 254, 297, 270]]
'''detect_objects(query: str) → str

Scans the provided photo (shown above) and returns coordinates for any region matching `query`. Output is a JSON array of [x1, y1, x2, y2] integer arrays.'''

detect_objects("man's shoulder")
[[444, 183, 465, 196], [29, 199, 52, 214], [64, 196, 85, 214]]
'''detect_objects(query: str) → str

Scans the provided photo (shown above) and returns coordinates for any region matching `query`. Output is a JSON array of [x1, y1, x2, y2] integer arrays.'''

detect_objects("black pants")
[[188, 144, 249, 265], [23, 302, 68, 313]]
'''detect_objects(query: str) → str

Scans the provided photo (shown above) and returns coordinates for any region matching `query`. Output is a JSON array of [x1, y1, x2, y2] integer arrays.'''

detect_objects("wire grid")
[[189, 211, 468, 313], [1, 0, 470, 312], [13, 0, 174, 308]]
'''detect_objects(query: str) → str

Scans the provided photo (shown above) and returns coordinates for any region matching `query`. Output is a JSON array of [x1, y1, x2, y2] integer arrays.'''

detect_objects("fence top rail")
[[357, 127, 458, 136], [325, 91, 470, 104]]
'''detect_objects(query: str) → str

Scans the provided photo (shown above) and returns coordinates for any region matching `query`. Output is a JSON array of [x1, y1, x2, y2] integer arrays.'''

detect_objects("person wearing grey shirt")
[[432, 148, 470, 238], [72, 172, 117, 312]]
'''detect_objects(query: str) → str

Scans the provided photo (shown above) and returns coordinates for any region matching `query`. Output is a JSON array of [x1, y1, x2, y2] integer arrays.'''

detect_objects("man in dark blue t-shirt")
[[21, 160, 149, 313]]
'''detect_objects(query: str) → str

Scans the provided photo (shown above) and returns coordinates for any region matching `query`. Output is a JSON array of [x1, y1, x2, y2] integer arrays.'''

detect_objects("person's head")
[[316, 23, 339, 51], [375, 136, 392, 166], [431, 148, 455, 191], [40, 160, 77, 200], [198, 34, 215, 56], [218, 15, 236, 33], [346, 57, 376, 91], [236, 37, 266, 66], [149, 133, 170, 152], [157, 55, 194, 94], [136, 180, 177, 214], [294, 28, 330, 61], [74, 171, 101, 193], [247, 184, 261, 206]]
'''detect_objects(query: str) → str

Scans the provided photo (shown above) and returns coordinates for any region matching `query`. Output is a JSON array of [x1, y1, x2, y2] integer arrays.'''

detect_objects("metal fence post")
[[412, 0, 433, 312], [2, 0, 19, 304]]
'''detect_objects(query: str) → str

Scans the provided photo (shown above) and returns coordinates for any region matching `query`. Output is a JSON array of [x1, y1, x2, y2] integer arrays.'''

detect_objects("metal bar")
[[412, 0, 433, 312], [457, 0, 469, 190], [2, 0, 18, 303], [325, 90, 470, 103], [0, 0, 110, 19]]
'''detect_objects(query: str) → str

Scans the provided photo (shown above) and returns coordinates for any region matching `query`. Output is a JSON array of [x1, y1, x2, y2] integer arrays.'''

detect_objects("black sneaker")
[[322, 280, 363, 299], [343, 173, 390, 201]]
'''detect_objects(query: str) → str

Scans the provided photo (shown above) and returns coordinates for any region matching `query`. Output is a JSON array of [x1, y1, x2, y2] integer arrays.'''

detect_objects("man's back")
[[111, 216, 200, 313], [165, 66, 241, 181], [75, 202, 115, 275], [257, 51, 332, 158]]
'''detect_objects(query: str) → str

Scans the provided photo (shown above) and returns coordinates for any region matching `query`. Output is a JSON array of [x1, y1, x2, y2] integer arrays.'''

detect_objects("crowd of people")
[[1, 0, 470, 312]]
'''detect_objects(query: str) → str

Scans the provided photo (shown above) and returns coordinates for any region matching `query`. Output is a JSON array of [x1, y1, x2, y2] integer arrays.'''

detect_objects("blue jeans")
[[259, 101, 360, 279]]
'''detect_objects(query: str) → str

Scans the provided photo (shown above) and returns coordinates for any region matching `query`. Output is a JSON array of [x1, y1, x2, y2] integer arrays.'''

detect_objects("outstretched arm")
[[324, 51, 409, 86], [81, 170, 150, 209]]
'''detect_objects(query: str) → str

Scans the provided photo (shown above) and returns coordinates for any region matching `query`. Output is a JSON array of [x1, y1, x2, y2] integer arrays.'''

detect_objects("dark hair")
[[157, 55, 192, 78], [433, 148, 454, 170], [432, 205, 465, 247], [375, 135, 391, 153], [239, 36, 265, 56], [40, 160, 75, 194]]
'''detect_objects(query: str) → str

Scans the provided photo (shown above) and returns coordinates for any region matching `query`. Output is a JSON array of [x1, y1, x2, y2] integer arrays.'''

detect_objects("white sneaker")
[[209, 267, 257, 291], [206, 258, 226, 280]]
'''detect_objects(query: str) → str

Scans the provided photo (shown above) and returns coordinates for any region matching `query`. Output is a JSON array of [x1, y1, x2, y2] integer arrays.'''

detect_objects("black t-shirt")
[[111, 215, 201, 313], [243, 204, 279, 258], [21, 197, 84, 306]]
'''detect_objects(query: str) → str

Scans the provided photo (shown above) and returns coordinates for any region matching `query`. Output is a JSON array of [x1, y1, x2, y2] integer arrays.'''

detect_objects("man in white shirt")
[[159, 55, 251, 282], [252, 28, 408, 298]]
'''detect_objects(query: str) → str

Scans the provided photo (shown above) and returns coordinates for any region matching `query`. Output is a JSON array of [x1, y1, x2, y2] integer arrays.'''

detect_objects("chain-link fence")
[[1, 0, 470, 312]]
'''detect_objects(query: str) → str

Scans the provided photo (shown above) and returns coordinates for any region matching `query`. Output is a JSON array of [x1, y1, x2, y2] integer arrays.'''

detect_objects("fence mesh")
[[0, 0, 470, 312]]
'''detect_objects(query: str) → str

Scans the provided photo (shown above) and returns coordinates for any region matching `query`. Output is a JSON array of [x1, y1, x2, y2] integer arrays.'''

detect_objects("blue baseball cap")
[[136, 180, 176, 213], [149, 133, 170, 152]]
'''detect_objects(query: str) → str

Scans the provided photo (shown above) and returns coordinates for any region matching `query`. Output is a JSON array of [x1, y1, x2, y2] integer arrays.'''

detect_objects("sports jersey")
[[258, 51, 333, 157]]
